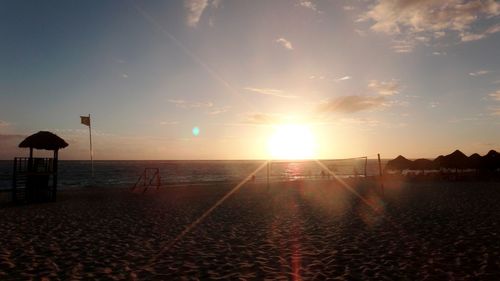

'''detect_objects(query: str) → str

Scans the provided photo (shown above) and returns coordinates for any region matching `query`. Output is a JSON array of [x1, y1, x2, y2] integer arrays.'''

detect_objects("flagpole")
[[89, 114, 94, 177]]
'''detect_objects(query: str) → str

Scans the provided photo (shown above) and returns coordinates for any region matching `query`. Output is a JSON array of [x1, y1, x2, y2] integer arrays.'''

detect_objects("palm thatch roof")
[[19, 131, 68, 151], [469, 153, 482, 169], [385, 155, 413, 171], [482, 150, 500, 170], [441, 149, 469, 169]]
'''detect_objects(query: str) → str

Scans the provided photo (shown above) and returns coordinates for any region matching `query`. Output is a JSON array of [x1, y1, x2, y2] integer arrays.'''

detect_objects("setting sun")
[[267, 124, 317, 160]]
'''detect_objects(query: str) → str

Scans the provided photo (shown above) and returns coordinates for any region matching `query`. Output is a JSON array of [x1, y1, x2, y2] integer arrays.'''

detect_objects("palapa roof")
[[19, 131, 68, 151], [441, 149, 469, 168], [385, 155, 413, 170]]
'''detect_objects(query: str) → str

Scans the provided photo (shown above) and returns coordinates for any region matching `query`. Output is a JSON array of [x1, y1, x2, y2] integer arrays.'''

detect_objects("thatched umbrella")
[[441, 150, 469, 170], [385, 155, 412, 172], [19, 131, 68, 156], [433, 155, 445, 167], [411, 159, 437, 172], [482, 150, 500, 171], [469, 153, 482, 169]]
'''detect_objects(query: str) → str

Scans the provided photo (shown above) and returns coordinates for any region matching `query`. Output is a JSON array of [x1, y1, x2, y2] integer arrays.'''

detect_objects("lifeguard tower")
[[13, 131, 68, 203]]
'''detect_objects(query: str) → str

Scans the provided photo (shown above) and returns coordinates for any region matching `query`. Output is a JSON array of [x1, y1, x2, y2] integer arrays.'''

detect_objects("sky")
[[0, 0, 499, 160]]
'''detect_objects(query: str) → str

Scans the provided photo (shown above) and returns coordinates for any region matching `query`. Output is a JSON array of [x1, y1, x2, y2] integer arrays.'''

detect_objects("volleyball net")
[[266, 156, 369, 181]]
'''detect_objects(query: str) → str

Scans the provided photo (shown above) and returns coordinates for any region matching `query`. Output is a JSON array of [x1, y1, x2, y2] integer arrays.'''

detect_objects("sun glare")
[[267, 124, 317, 160]]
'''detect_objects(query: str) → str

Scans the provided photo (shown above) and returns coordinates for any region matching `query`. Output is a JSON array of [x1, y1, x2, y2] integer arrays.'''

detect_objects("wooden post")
[[364, 157, 368, 178], [12, 158, 17, 203], [89, 114, 94, 178], [28, 147, 33, 172], [53, 149, 58, 202], [378, 154, 384, 195]]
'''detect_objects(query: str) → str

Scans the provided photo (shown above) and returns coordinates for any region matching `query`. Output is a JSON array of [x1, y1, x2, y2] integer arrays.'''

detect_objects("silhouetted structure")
[[13, 131, 68, 203], [385, 155, 412, 172], [410, 159, 437, 172], [441, 150, 469, 171], [131, 168, 161, 193], [482, 150, 500, 171], [385, 149, 500, 179]]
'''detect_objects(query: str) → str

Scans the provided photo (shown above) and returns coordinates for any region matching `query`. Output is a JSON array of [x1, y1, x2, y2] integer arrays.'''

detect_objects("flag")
[[80, 116, 90, 126]]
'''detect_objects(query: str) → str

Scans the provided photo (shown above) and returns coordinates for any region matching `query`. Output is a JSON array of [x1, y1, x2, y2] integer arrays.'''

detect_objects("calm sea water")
[[0, 159, 387, 189]]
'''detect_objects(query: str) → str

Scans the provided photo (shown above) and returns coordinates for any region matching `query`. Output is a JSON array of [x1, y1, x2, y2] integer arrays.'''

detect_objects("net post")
[[378, 154, 384, 195], [364, 157, 368, 178]]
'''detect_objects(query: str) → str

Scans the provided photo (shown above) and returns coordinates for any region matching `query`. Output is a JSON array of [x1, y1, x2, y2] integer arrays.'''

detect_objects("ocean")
[[0, 159, 387, 190]]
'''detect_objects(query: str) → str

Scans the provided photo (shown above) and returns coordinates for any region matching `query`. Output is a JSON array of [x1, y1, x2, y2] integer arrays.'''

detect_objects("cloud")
[[0, 134, 26, 159], [208, 106, 231, 115], [168, 99, 214, 108], [211, 0, 222, 8], [429, 101, 440, 108], [490, 107, 500, 116], [298, 0, 319, 12], [0, 120, 9, 127], [275, 38, 294, 50], [469, 70, 490, 76], [340, 117, 381, 127], [368, 79, 401, 96], [244, 87, 298, 99], [242, 112, 283, 125], [460, 23, 500, 41], [317, 95, 388, 113], [364, 0, 499, 34], [432, 51, 447, 55], [434, 31, 446, 38], [184, 0, 209, 27], [336, 76, 351, 82], [360, 0, 500, 51], [490, 90, 500, 101], [390, 39, 416, 53]]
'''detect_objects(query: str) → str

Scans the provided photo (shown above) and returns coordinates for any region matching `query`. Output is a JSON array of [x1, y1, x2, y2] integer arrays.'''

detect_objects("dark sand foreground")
[[1, 179, 500, 280]]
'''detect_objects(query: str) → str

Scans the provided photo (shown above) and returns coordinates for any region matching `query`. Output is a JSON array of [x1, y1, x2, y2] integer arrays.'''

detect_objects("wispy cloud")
[[168, 99, 214, 108], [368, 79, 401, 96], [469, 70, 490, 77], [298, 0, 319, 13], [360, 0, 500, 52], [461, 24, 500, 41], [242, 112, 283, 125], [432, 51, 447, 55], [490, 90, 500, 101], [336, 76, 351, 82], [317, 95, 388, 114], [0, 134, 26, 158], [340, 117, 380, 127], [429, 101, 440, 108], [0, 120, 9, 127], [208, 106, 231, 115], [390, 39, 416, 53], [275, 37, 294, 50], [184, 0, 209, 27], [244, 87, 298, 99], [490, 106, 500, 116]]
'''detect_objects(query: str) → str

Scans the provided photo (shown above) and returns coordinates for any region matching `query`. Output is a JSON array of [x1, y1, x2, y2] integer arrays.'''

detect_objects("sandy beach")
[[1, 179, 500, 280]]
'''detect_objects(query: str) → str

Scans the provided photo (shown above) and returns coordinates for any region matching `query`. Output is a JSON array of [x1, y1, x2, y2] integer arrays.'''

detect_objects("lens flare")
[[192, 126, 200, 136]]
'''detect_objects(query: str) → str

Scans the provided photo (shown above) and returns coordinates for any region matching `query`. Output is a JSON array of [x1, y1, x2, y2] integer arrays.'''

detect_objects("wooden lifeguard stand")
[[13, 131, 68, 203]]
